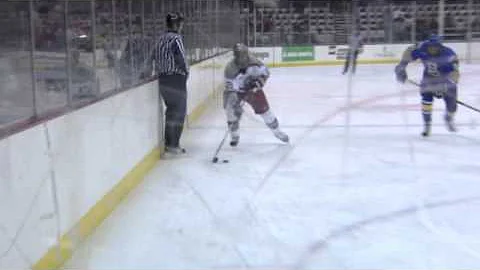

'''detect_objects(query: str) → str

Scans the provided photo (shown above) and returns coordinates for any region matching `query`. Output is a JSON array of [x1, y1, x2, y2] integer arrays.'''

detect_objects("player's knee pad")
[[226, 108, 242, 123], [224, 92, 243, 122], [260, 110, 279, 129], [223, 92, 230, 109], [223, 91, 239, 109], [234, 106, 243, 119], [227, 121, 239, 132]]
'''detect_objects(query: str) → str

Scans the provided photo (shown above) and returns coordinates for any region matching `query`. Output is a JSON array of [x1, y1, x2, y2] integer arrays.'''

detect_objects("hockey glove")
[[244, 77, 265, 92]]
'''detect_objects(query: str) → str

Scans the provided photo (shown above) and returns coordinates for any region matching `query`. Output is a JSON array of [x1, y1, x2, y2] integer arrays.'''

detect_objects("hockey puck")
[[222, 159, 229, 163]]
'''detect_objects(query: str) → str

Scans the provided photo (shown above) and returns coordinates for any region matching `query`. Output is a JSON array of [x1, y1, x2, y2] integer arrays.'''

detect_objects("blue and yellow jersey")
[[409, 41, 460, 83]]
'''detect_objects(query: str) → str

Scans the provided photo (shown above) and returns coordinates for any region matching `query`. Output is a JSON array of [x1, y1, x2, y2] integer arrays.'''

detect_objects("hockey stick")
[[407, 79, 480, 113], [456, 100, 480, 113], [211, 128, 229, 163], [211, 98, 247, 164]]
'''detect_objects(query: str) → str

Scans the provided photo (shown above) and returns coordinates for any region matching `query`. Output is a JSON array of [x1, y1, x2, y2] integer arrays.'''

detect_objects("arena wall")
[[250, 42, 480, 67], [0, 52, 230, 270]]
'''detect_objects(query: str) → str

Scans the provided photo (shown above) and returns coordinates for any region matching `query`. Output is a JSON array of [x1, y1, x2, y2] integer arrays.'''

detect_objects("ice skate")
[[421, 123, 431, 137], [165, 146, 186, 154], [230, 132, 240, 147], [162, 146, 187, 159], [444, 114, 457, 132]]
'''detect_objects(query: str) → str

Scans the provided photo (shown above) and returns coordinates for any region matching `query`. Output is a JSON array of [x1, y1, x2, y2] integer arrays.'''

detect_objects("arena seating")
[[246, 1, 480, 46]]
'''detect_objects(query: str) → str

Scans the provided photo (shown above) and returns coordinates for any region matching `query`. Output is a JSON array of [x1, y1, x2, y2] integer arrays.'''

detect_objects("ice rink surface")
[[65, 63, 480, 269]]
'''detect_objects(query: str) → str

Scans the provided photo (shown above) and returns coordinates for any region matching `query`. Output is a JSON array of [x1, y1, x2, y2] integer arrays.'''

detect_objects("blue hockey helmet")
[[427, 34, 442, 43], [422, 34, 443, 56]]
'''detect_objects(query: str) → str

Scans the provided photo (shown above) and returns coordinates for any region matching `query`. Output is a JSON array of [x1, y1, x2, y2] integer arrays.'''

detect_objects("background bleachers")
[[244, 0, 480, 47]]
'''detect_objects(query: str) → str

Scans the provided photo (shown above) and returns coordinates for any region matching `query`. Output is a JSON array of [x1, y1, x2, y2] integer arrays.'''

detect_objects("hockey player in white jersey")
[[223, 43, 289, 147]]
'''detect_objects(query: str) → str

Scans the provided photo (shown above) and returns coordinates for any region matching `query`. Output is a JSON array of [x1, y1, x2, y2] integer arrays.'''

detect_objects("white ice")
[[64, 63, 480, 270]]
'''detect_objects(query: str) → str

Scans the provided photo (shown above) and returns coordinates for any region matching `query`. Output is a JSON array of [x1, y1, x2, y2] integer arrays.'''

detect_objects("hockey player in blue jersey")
[[395, 35, 460, 137]]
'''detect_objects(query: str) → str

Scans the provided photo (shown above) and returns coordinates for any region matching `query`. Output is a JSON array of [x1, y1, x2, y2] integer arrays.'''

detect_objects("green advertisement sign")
[[282, 46, 315, 62]]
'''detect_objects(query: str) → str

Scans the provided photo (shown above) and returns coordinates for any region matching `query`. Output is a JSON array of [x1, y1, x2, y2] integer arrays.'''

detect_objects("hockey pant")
[[420, 78, 457, 124], [343, 50, 359, 74], [158, 74, 188, 148], [223, 90, 280, 134]]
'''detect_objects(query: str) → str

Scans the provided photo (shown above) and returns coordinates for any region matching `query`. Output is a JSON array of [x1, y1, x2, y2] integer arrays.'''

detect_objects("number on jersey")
[[426, 61, 440, 77]]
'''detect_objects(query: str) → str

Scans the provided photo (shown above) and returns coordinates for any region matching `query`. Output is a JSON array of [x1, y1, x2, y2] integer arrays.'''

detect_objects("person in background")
[[342, 31, 364, 75], [223, 43, 289, 147]]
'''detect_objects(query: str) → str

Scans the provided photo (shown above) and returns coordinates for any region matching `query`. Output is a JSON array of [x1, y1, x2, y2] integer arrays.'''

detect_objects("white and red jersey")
[[228, 64, 270, 93]]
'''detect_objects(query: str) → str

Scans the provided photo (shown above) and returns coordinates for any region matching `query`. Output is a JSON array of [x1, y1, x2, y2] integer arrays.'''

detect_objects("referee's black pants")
[[158, 74, 187, 148]]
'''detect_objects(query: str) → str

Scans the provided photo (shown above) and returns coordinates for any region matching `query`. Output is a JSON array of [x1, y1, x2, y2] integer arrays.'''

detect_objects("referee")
[[148, 12, 189, 154]]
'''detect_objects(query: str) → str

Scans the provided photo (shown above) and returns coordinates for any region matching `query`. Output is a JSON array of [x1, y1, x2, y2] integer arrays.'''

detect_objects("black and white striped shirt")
[[149, 31, 189, 76]]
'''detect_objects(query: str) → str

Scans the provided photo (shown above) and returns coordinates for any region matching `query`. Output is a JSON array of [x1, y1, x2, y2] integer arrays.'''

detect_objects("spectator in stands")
[[416, 18, 429, 41], [311, 28, 322, 45], [342, 31, 363, 75], [428, 17, 438, 33], [119, 26, 151, 88], [392, 11, 409, 42], [472, 17, 480, 32], [69, 50, 98, 98], [102, 35, 116, 68], [263, 17, 273, 32], [445, 14, 456, 29]]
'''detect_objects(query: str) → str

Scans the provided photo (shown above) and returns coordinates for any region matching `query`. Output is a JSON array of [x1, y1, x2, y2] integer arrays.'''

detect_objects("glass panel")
[[115, 0, 130, 89], [140, 0, 157, 82], [218, 0, 242, 48], [472, 1, 480, 39], [443, 0, 468, 41], [95, 0, 117, 93], [206, 0, 216, 57], [67, 0, 99, 102], [196, 0, 207, 61], [33, 1, 68, 113], [191, 0, 201, 63], [128, 0, 152, 85], [143, 0, 155, 39], [0, 1, 34, 126], [183, 0, 195, 64]]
